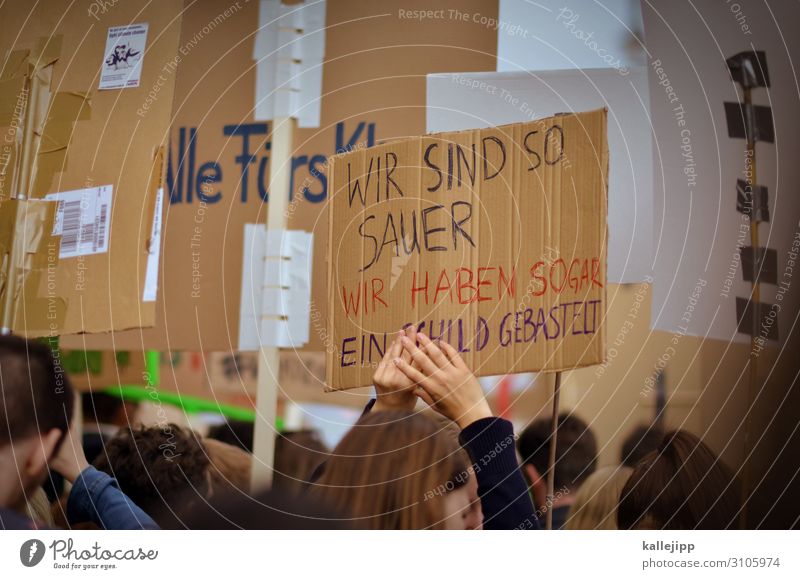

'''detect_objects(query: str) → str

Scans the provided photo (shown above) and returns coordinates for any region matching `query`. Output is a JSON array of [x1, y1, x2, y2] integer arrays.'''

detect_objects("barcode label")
[[46, 185, 113, 259], [95, 203, 108, 251]]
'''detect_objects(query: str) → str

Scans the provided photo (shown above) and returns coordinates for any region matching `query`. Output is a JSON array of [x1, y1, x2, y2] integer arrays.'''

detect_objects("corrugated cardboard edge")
[[324, 154, 336, 391], [324, 108, 609, 391], [0, 199, 64, 333]]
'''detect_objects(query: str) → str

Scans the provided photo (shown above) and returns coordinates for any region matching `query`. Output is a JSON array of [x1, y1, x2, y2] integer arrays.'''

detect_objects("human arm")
[[65, 466, 160, 530], [50, 413, 159, 530], [394, 334, 539, 530]]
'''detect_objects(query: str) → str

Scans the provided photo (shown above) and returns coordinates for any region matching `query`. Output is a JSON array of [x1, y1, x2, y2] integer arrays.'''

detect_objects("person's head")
[[311, 410, 479, 529], [207, 420, 254, 453], [273, 430, 329, 496], [565, 465, 632, 530], [517, 412, 598, 509], [0, 336, 74, 508], [618, 430, 741, 529], [81, 391, 137, 429], [620, 424, 663, 468], [203, 437, 251, 494], [92, 424, 212, 525], [167, 486, 347, 530]]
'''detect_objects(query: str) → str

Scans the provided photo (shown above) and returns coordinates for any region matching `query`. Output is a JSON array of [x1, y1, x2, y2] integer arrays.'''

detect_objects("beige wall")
[[497, 281, 753, 471]]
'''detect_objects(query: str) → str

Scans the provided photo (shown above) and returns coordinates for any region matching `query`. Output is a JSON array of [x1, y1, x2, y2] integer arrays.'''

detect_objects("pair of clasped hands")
[[372, 326, 492, 429]]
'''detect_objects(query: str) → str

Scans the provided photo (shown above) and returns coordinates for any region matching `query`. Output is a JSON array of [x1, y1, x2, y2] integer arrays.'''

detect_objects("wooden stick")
[[250, 117, 295, 492], [546, 371, 562, 530], [741, 86, 758, 529]]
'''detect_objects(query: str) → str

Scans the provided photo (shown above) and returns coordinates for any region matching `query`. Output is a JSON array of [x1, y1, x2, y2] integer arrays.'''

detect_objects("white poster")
[[99, 23, 148, 90], [45, 185, 113, 259], [644, 2, 800, 345], [426, 68, 654, 283], [496, 0, 644, 73]]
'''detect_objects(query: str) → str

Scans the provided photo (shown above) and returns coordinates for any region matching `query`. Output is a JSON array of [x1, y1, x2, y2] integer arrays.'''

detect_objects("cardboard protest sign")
[[326, 109, 608, 390], [0, 0, 182, 336], [61, 0, 500, 352]]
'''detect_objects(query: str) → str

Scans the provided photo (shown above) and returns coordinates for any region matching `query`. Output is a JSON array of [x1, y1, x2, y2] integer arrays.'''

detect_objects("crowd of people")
[[0, 328, 742, 530]]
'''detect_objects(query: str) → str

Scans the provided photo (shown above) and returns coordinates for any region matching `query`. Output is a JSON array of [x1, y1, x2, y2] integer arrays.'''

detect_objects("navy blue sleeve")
[[66, 466, 159, 530], [459, 417, 540, 530]]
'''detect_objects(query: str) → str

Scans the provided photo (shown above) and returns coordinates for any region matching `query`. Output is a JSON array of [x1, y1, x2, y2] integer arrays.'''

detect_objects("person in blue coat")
[[0, 335, 157, 530]]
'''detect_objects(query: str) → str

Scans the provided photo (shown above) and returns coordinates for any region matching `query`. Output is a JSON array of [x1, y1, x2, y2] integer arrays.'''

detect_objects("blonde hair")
[[311, 410, 470, 529], [25, 487, 54, 527], [203, 438, 252, 494], [565, 465, 632, 530]]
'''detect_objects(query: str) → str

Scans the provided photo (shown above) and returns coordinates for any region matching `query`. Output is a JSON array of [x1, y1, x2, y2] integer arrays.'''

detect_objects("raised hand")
[[372, 326, 419, 412], [49, 398, 89, 483], [394, 332, 492, 429]]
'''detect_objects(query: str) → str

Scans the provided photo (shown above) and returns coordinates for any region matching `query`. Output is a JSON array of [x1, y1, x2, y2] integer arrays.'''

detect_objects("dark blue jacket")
[[459, 416, 540, 530]]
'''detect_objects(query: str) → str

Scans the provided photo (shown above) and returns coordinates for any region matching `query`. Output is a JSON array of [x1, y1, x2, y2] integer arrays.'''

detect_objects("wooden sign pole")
[[741, 84, 758, 528], [250, 116, 295, 491], [545, 371, 562, 530]]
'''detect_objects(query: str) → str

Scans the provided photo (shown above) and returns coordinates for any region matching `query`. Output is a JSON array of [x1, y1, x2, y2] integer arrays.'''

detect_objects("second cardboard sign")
[[326, 108, 609, 391]]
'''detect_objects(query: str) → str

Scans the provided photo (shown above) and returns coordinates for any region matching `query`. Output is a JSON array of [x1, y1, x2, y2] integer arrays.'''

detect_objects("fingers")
[[375, 335, 399, 380], [401, 336, 440, 377], [386, 332, 403, 360], [438, 339, 467, 369], [416, 333, 450, 369], [414, 386, 436, 407], [393, 356, 429, 388], [401, 325, 416, 365]]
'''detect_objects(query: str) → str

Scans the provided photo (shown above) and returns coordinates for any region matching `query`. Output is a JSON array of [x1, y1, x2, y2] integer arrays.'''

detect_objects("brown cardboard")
[[64, 348, 367, 410], [62, 349, 146, 393], [62, 0, 500, 352], [326, 109, 608, 390], [0, 0, 183, 336], [0, 199, 63, 332]]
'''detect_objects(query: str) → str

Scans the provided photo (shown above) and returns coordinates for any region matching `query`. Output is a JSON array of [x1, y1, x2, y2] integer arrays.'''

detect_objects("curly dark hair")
[[93, 424, 211, 525]]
